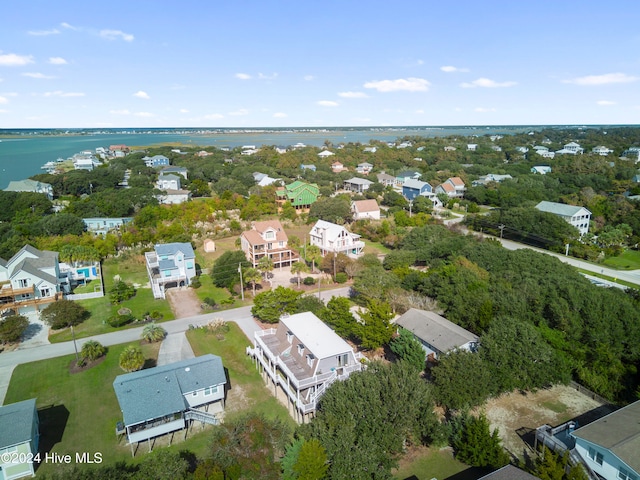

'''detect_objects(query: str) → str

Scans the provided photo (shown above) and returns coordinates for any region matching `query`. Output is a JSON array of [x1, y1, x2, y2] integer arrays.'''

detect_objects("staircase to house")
[[184, 409, 220, 426]]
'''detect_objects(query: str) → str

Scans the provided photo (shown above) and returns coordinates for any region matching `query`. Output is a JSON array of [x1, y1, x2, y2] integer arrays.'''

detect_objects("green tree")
[[309, 197, 352, 224], [243, 267, 262, 297], [136, 449, 190, 480], [41, 300, 89, 330], [141, 323, 167, 343], [109, 280, 136, 304], [251, 287, 303, 323], [0, 315, 29, 344], [318, 297, 358, 339], [357, 299, 395, 350], [119, 345, 145, 373], [305, 245, 322, 273], [291, 261, 310, 288], [280, 200, 298, 221], [80, 340, 106, 361], [451, 412, 509, 468], [282, 438, 304, 480], [389, 328, 425, 372], [294, 439, 329, 480], [211, 250, 250, 289]]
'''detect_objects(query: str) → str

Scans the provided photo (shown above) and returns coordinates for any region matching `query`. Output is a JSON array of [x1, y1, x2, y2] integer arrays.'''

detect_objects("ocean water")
[[0, 126, 532, 189]]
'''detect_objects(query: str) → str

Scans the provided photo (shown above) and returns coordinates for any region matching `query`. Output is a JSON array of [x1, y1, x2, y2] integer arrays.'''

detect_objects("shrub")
[[303, 276, 316, 286], [107, 313, 135, 328], [80, 340, 106, 361], [335, 272, 348, 284], [141, 323, 167, 343], [190, 276, 202, 289], [203, 297, 218, 308], [149, 310, 163, 321], [0, 315, 29, 344], [109, 280, 136, 304], [119, 345, 145, 372]]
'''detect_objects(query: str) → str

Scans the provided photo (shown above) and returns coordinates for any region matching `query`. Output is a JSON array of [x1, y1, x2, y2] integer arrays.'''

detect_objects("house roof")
[[281, 312, 354, 359], [311, 220, 359, 243], [535, 201, 591, 218], [5, 245, 59, 285], [438, 182, 456, 193], [158, 174, 180, 181], [376, 173, 395, 182], [397, 170, 421, 178], [352, 199, 379, 213], [4, 179, 51, 193], [447, 177, 465, 187], [344, 177, 373, 186], [357, 162, 373, 168], [242, 220, 289, 246], [396, 308, 479, 354], [113, 355, 226, 427], [278, 181, 320, 207], [318, 150, 334, 157], [0, 398, 37, 449], [154, 242, 195, 259], [403, 179, 430, 190], [478, 465, 540, 480], [571, 400, 640, 473]]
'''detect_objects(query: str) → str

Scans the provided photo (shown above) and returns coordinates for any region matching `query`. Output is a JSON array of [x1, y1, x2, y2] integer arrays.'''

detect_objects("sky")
[[1, 0, 639, 128]]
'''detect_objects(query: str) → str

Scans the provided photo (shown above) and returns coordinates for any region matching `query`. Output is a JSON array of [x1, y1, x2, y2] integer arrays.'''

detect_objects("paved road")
[[0, 286, 351, 404]]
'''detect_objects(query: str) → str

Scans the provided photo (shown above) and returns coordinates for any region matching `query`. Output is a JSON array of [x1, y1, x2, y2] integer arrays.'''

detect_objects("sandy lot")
[[165, 288, 203, 318], [482, 384, 616, 458]]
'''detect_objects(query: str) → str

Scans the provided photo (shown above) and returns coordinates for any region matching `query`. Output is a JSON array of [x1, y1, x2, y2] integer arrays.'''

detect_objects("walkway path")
[[156, 332, 195, 366]]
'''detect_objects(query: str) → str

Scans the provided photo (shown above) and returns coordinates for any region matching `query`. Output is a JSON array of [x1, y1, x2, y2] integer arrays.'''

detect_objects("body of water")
[[0, 126, 536, 189]]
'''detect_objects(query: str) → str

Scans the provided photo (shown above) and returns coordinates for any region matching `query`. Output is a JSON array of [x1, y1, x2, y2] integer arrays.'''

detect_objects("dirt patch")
[[165, 288, 203, 319], [481, 384, 615, 458], [68, 355, 106, 374], [225, 383, 250, 414]]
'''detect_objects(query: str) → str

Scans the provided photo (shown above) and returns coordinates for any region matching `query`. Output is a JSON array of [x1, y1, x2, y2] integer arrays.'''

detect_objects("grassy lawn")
[[603, 249, 640, 270], [364, 240, 391, 255], [186, 324, 295, 425], [4, 342, 162, 475], [191, 275, 246, 309], [49, 257, 174, 343], [393, 446, 480, 480]]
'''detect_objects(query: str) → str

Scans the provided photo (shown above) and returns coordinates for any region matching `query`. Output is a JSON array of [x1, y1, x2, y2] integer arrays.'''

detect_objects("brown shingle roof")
[[352, 199, 379, 213]]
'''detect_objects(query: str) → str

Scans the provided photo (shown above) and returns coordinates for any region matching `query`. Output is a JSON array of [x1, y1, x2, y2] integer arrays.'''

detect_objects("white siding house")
[[535, 201, 592, 236], [145, 243, 196, 299], [309, 220, 364, 258]]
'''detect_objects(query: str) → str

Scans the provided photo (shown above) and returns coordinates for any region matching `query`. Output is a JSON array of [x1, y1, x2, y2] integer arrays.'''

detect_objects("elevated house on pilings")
[[247, 312, 364, 423]]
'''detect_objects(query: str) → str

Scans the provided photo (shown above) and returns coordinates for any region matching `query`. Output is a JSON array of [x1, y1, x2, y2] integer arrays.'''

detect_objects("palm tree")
[[80, 340, 106, 361], [257, 256, 274, 281], [305, 245, 322, 273], [290, 261, 310, 288], [243, 267, 262, 297], [119, 345, 145, 372], [141, 323, 167, 343]]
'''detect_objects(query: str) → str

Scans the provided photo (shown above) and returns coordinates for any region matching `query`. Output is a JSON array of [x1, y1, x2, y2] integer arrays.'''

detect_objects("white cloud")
[[134, 112, 154, 117], [461, 78, 517, 88], [100, 29, 134, 42], [0, 53, 34, 67], [229, 108, 249, 116], [338, 91, 368, 98], [109, 109, 131, 115], [48, 57, 68, 65], [363, 77, 430, 92], [43, 91, 85, 97], [179, 108, 189, 113], [28, 29, 60, 36], [0, 109, 7, 113], [258, 72, 278, 80], [415, 109, 424, 114], [235, 73, 251, 80], [133, 91, 150, 100], [317, 100, 339, 107], [474, 107, 497, 112], [0, 96, 8, 104], [563, 72, 638, 86], [441, 65, 469, 73], [304, 75, 315, 81], [204, 113, 224, 119], [273, 112, 287, 118], [597, 100, 617, 106], [61, 22, 78, 30], [22, 72, 55, 79]]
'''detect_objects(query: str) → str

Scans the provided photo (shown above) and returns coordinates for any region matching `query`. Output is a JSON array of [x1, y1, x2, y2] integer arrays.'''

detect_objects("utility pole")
[[498, 224, 505, 239], [238, 263, 244, 301], [409, 200, 413, 218], [71, 324, 79, 363], [333, 252, 337, 281]]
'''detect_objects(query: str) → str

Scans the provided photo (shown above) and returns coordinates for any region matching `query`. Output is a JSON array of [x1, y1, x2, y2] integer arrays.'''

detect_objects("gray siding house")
[[145, 242, 196, 299], [0, 398, 39, 480]]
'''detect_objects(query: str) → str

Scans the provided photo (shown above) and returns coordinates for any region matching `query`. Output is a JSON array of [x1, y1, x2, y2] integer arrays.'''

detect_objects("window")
[[286, 331, 293, 344], [297, 344, 305, 355], [186, 261, 193, 269], [18, 278, 30, 288], [306, 354, 315, 367], [265, 231, 275, 240], [204, 386, 218, 396], [337, 354, 348, 367], [619, 468, 637, 480], [40, 287, 51, 297], [588, 447, 603, 466]]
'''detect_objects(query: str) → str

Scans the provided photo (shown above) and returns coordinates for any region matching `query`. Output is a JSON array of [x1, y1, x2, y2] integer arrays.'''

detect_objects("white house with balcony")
[[535, 201, 592, 236], [556, 142, 584, 155], [248, 312, 364, 421], [145, 242, 196, 299], [309, 220, 364, 258]]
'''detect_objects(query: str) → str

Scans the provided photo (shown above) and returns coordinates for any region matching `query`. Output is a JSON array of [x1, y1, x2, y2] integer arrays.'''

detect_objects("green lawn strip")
[[363, 240, 391, 255], [392, 447, 477, 480], [186, 324, 295, 426], [602, 249, 640, 270], [576, 268, 639, 289], [4, 342, 162, 475]]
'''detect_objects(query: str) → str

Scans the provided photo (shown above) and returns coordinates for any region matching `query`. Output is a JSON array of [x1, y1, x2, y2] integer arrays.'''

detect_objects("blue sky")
[[1, 0, 639, 128]]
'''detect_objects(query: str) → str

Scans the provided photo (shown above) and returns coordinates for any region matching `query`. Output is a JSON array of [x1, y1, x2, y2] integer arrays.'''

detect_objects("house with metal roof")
[[343, 177, 373, 193], [160, 166, 188, 179], [276, 181, 320, 213], [113, 355, 226, 450], [0, 398, 39, 480], [240, 220, 299, 268], [535, 201, 592, 236], [531, 165, 552, 175], [395, 308, 479, 361], [144, 242, 196, 299], [570, 400, 640, 480], [402, 179, 433, 201], [4, 179, 54, 201], [156, 173, 182, 191], [0, 245, 66, 316], [143, 155, 170, 168], [248, 312, 364, 421], [309, 220, 365, 258], [478, 465, 540, 480], [351, 199, 380, 220]]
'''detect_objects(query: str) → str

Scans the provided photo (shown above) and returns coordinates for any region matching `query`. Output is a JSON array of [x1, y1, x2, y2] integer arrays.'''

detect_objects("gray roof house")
[[248, 312, 364, 420], [570, 400, 640, 480], [0, 398, 39, 480], [4, 179, 54, 201], [535, 201, 592, 236], [478, 465, 540, 480], [395, 308, 479, 360], [144, 242, 196, 299], [113, 355, 226, 447], [343, 177, 373, 193]]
